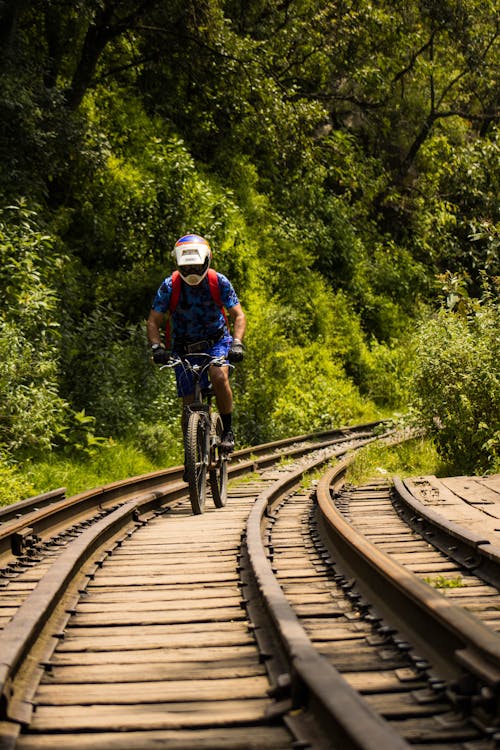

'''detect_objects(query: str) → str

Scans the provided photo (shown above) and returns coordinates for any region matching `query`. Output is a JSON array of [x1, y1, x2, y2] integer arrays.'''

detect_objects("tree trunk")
[[66, 4, 115, 110], [66, 0, 161, 110], [0, 0, 31, 64]]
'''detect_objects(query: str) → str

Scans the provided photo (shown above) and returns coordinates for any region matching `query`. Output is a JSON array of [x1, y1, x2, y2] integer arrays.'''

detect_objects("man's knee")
[[210, 366, 229, 388]]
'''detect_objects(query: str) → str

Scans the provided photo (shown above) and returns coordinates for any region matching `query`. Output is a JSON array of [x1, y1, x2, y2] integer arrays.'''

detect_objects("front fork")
[[183, 404, 211, 468]]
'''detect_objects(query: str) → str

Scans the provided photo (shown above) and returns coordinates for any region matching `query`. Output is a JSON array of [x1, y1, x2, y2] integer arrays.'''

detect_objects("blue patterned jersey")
[[151, 272, 239, 341]]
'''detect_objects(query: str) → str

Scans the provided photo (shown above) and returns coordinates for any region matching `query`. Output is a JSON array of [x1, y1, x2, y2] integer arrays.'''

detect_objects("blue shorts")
[[173, 334, 232, 397]]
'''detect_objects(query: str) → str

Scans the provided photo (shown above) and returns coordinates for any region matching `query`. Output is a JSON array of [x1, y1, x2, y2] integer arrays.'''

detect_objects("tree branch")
[[66, 0, 162, 110]]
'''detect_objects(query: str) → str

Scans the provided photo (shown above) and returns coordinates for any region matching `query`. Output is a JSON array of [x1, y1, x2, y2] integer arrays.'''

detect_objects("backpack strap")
[[165, 271, 182, 349], [165, 268, 228, 349], [207, 268, 229, 327], [169, 270, 182, 313]]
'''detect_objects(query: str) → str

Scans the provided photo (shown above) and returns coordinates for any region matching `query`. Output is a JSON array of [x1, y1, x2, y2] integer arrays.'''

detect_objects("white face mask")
[[178, 260, 209, 285], [181, 271, 206, 286]]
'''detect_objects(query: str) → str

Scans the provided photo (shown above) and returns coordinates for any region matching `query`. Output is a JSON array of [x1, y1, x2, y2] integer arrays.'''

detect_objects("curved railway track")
[[0, 422, 499, 749]]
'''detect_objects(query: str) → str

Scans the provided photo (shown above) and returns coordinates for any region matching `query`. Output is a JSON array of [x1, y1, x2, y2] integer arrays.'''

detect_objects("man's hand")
[[151, 344, 170, 365], [228, 339, 244, 363]]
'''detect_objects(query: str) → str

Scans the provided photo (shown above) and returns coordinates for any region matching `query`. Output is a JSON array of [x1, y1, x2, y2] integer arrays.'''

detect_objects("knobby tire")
[[185, 411, 208, 514], [209, 412, 228, 508]]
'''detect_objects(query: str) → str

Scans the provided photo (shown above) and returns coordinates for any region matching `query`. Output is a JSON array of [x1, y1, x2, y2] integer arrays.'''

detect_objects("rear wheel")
[[209, 413, 228, 508], [185, 412, 208, 514]]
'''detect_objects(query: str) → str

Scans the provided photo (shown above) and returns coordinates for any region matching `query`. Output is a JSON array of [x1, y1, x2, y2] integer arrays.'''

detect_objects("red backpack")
[[165, 268, 228, 347]]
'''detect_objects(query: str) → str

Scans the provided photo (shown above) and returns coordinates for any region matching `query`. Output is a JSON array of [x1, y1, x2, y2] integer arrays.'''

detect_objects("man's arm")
[[146, 309, 165, 347], [229, 303, 246, 342]]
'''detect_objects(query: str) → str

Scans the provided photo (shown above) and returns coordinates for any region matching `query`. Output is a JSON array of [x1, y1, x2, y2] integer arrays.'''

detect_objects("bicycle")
[[162, 354, 231, 515]]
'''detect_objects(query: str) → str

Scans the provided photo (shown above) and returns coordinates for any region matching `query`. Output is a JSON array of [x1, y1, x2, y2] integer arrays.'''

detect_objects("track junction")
[[0, 422, 499, 749]]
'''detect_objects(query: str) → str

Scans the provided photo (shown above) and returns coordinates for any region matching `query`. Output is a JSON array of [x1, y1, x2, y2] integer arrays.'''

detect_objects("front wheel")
[[209, 413, 228, 508], [185, 411, 209, 514]]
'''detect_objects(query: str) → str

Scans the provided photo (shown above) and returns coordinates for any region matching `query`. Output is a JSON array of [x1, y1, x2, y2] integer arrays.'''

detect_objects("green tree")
[[0, 0, 499, 477]]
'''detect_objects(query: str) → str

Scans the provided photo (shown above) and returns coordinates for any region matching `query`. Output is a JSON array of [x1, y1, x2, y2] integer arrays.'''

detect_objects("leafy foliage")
[[410, 282, 500, 473], [0, 0, 499, 499], [0, 204, 67, 453], [0, 459, 35, 507]]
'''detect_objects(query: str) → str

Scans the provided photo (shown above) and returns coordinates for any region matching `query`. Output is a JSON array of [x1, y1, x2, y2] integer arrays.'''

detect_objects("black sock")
[[221, 413, 232, 432]]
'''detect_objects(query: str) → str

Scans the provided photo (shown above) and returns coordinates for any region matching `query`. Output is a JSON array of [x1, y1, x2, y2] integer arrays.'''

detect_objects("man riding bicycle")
[[146, 233, 246, 453]]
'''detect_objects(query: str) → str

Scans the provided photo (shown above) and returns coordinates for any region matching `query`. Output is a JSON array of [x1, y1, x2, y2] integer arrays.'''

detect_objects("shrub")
[[238, 333, 378, 443], [132, 421, 183, 464], [410, 285, 499, 473], [0, 204, 69, 455], [60, 308, 180, 437], [0, 457, 35, 506]]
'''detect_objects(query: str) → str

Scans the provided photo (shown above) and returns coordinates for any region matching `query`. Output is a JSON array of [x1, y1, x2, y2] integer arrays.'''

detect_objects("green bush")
[[0, 204, 69, 454], [0, 458, 35, 506], [360, 336, 415, 407], [237, 324, 379, 444], [60, 308, 180, 437], [267, 343, 378, 436], [133, 421, 183, 464], [410, 286, 499, 473]]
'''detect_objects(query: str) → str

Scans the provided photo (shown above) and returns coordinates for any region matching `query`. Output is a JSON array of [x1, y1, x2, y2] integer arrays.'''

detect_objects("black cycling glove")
[[228, 339, 244, 363], [151, 344, 170, 365]]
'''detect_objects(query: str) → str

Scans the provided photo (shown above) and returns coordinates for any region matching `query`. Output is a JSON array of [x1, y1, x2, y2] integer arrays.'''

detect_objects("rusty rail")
[[316, 465, 500, 712], [393, 475, 500, 589], [0, 422, 387, 564], [245, 452, 410, 749]]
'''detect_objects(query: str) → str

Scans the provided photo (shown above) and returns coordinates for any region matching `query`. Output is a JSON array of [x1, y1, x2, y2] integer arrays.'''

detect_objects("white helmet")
[[172, 234, 211, 286]]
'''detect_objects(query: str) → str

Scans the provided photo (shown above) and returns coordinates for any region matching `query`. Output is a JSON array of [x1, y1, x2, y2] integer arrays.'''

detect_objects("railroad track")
[[0, 422, 499, 749]]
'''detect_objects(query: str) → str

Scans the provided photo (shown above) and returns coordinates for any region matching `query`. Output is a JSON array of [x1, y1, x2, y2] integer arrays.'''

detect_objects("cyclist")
[[146, 233, 246, 453]]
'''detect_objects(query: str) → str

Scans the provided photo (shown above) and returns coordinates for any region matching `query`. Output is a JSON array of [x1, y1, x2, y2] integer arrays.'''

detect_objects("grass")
[[300, 463, 336, 490], [228, 471, 260, 487], [15, 440, 181, 502], [2, 431, 449, 509], [344, 435, 451, 486]]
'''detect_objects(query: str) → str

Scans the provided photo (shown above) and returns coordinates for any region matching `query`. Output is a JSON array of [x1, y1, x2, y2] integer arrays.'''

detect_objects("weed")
[[423, 575, 463, 589]]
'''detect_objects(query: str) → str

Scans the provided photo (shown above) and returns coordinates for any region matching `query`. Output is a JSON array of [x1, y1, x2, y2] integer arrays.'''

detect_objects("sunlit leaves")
[[411, 284, 500, 473]]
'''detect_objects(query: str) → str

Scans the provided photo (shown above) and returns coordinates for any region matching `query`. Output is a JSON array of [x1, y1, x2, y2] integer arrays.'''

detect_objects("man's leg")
[[209, 365, 235, 451], [209, 365, 232, 412]]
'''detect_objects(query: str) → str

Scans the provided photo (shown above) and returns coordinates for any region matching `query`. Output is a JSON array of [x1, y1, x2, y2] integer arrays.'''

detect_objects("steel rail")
[[316, 465, 500, 711], [230, 419, 387, 458], [0, 420, 386, 526], [0, 494, 159, 723], [0, 422, 386, 563], [0, 469, 186, 561], [0, 489, 66, 524], [393, 475, 500, 589], [0, 428, 387, 726], [245, 451, 410, 749]]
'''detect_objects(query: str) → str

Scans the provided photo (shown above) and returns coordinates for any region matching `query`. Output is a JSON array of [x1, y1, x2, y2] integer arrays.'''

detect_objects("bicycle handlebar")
[[160, 353, 232, 373]]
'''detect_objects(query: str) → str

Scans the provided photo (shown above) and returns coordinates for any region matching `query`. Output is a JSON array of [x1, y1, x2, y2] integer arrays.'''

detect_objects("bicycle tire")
[[209, 412, 228, 508], [185, 411, 208, 514]]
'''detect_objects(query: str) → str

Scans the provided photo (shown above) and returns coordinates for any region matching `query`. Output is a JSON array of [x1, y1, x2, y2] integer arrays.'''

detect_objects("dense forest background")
[[1, 0, 499, 498]]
